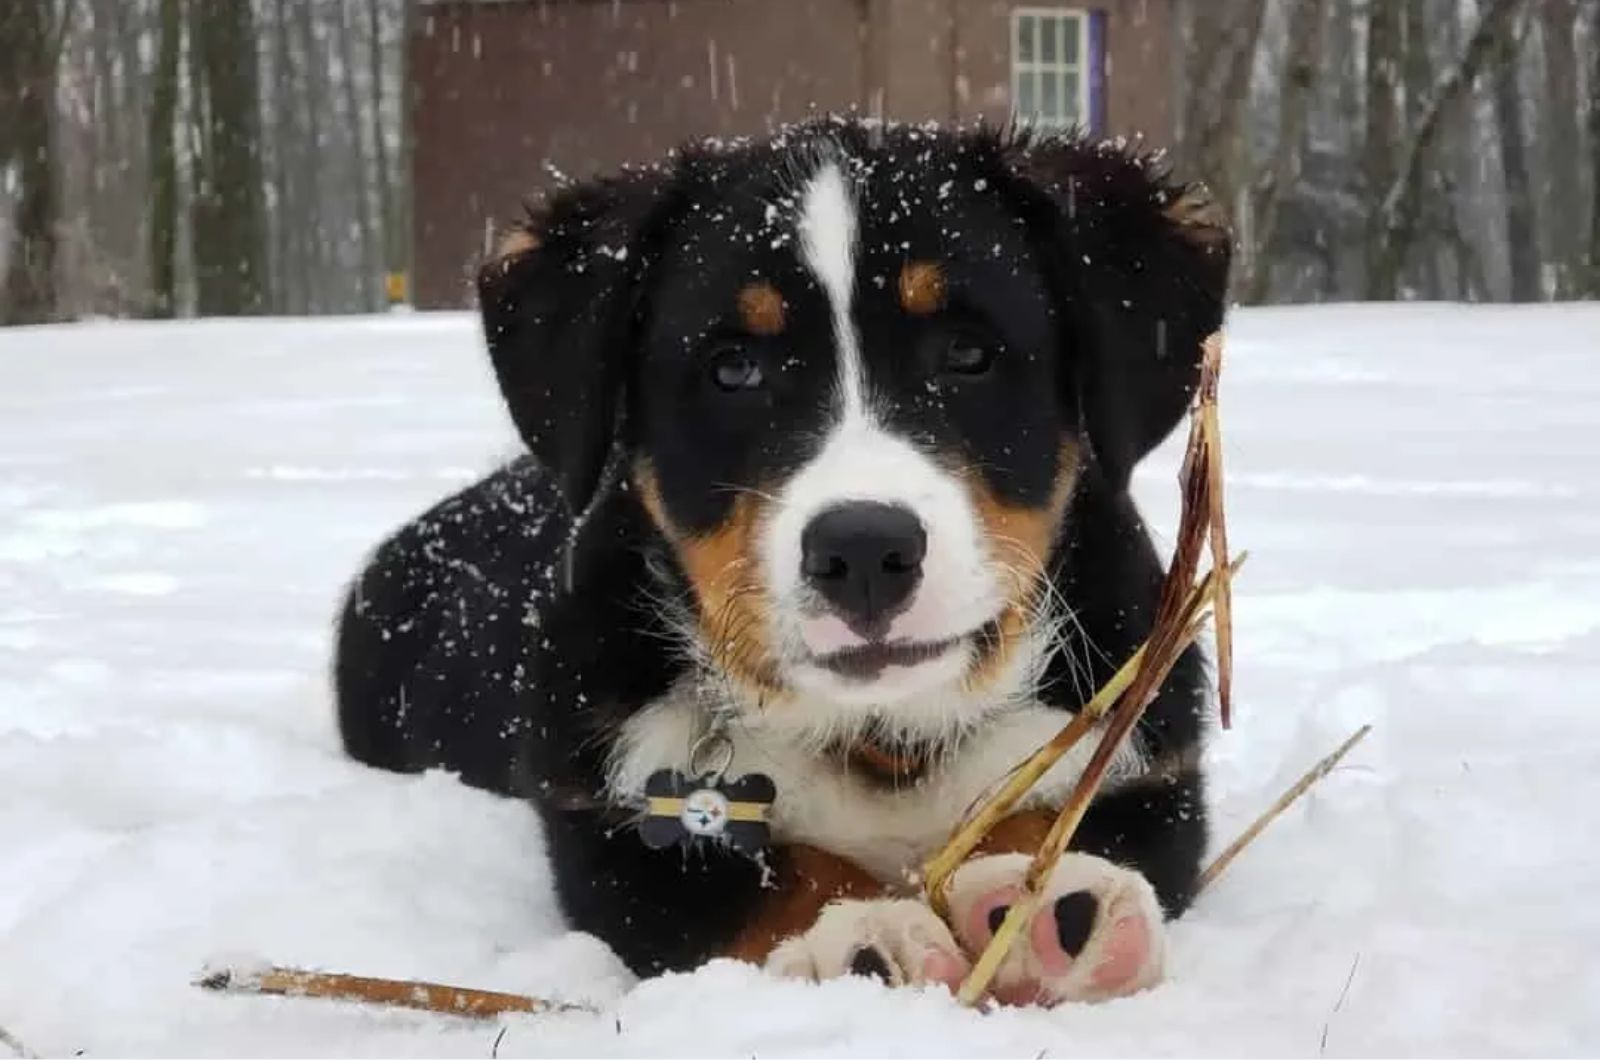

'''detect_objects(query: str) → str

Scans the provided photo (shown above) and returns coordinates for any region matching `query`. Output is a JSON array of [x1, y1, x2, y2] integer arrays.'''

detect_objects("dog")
[[335, 118, 1230, 1005]]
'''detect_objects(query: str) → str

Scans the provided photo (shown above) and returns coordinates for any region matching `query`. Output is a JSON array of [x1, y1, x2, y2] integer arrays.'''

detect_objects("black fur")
[[335, 120, 1230, 977]]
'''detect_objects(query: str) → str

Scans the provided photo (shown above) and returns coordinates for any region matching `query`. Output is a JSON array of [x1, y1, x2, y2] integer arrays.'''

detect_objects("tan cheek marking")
[[737, 281, 786, 336], [633, 462, 783, 694], [963, 441, 1081, 691], [721, 844, 886, 964], [898, 260, 947, 316]]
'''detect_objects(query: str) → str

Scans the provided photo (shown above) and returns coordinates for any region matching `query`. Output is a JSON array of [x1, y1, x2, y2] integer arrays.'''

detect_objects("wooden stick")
[[196, 963, 593, 1020], [1198, 338, 1235, 730], [1198, 724, 1373, 892]]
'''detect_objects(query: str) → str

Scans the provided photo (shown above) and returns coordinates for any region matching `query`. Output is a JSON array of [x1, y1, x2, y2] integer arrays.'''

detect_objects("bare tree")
[[1178, 0, 1269, 230], [146, 0, 181, 317], [1537, 0, 1582, 298], [1369, 0, 1532, 300], [367, 0, 398, 292], [1362, 0, 1404, 298], [1241, 0, 1330, 303], [1587, 1, 1600, 296], [1400, 0, 1443, 296], [189, 0, 268, 315], [336, 1, 376, 310], [0, 0, 68, 324], [295, 0, 330, 314], [1491, 18, 1538, 302]]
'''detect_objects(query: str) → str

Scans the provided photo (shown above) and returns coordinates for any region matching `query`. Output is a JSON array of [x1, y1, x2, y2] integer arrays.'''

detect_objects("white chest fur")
[[605, 682, 1148, 884]]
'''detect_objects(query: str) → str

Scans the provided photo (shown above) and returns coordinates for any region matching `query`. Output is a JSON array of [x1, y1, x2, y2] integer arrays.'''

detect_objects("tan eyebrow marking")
[[898, 260, 947, 316], [496, 227, 540, 260], [737, 281, 786, 336]]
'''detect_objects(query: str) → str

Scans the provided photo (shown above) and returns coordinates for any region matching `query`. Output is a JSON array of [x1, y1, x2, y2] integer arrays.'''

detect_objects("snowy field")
[[2, 304, 1598, 1057]]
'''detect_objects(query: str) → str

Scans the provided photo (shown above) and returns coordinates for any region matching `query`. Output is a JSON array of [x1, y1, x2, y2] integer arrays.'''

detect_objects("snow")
[[3, 304, 1599, 1056]]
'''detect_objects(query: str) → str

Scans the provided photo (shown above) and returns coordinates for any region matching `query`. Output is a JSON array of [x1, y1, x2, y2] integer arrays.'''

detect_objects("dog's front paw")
[[766, 897, 970, 992], [947, 852, 1167, 1005]]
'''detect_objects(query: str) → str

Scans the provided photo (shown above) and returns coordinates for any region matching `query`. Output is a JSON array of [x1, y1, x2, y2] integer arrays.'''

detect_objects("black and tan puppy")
[[336, 119, 1230, 1005]]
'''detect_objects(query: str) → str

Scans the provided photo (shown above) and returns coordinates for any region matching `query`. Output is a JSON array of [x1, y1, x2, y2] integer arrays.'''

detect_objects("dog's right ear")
[[477, 172, 671, 514]]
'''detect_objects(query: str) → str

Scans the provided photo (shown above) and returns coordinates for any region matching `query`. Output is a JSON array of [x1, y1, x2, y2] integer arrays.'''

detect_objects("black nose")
[[800, 502, 926, 638]]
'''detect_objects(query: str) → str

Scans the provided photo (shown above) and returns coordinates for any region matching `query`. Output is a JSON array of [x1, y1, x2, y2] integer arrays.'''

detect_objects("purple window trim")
[[1088, 9, 1107, 137]]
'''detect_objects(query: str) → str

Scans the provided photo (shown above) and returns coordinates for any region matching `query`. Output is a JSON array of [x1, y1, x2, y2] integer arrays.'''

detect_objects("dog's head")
[[479, 122, 1229, 737]]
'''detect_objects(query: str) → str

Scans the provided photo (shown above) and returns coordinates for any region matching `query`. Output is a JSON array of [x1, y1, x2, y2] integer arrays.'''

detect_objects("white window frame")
[[1010, 7, 1092, 133]]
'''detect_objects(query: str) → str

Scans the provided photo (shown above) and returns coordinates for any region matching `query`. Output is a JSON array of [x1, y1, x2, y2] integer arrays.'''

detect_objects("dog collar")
[[834, 736, 936, 786]]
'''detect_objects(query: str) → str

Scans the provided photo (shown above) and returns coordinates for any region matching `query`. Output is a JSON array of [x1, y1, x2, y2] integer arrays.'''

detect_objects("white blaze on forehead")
[[797, 161, 866, 417]]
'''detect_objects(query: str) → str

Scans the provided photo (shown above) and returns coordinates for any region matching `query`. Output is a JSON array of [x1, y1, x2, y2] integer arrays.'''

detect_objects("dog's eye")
[[710, 346, 766, 392], [942, 337, 996, 376]]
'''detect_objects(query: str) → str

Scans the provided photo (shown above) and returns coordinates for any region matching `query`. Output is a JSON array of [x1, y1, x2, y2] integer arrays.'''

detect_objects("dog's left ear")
[[1006, 137, 1232, 488], [476, 171, 673, 514]]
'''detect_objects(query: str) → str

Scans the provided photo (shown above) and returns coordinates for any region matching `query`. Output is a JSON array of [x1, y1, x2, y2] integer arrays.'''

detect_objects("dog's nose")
[[800, 502, 926, 638]]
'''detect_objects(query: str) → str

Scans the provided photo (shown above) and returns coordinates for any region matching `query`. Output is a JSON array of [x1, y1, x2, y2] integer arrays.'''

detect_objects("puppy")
[[336, 119, 1230, 1005]]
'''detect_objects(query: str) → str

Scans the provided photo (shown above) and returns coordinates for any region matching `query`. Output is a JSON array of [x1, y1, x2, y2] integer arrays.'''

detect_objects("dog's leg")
[[722, 844, 887, 962], [539, 807, 907, 979], [745, 846, 968, 992]]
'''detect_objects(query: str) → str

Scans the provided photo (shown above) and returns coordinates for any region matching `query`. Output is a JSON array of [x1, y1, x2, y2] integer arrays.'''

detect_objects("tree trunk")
[[0, 0, 60, 325], [296, 0, 329, 313], [268, 0, 301, 313], [398, 0, 417, 304], [1585, 1, 1600, 297], [190, 0, 269, 316], [367, 0, 398, 289], [147, 0, 182, 318], [1369, 0, 1530, 301], [1179, 0, 1269, 230], [1537, 0, 1580, 298], [336, 1, 376, 310], [1242, 0, 1330, 303], [1401, 0, 1443, 297], [1491, 24, 1539, 302], [1362, 0, 1404, 298]]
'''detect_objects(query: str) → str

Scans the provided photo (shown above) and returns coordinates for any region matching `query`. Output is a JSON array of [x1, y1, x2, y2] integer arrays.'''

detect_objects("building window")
[[1011, 8, 1093, 133]]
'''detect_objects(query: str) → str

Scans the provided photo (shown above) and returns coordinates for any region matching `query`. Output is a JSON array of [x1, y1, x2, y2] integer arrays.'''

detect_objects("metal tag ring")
[[687, 732, 735, 782]]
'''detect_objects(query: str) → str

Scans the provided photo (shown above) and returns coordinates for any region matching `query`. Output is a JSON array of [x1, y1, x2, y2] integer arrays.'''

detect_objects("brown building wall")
[[412, 0, 1177, 308], [413, 0, 867, 307]]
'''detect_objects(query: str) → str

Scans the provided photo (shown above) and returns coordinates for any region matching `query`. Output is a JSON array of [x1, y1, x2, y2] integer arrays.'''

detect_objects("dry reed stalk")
[[932, 334, 1237, 1005], [196, 963, 593, 1019], [1197, 724, 1373, 892]]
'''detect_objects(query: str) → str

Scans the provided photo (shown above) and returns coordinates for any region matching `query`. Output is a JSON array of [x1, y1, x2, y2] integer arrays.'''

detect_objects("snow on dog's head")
[[477, 120, 1229, 738]]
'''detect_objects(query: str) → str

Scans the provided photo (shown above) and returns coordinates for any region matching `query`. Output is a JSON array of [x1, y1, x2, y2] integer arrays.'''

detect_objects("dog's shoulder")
[[334, 458, 680, 796]]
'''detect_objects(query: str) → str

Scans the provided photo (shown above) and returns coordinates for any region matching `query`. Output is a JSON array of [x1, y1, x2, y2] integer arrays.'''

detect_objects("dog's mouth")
[[809, 619, 1000, 681]]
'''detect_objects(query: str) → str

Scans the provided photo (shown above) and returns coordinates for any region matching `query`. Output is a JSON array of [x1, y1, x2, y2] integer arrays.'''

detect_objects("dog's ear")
[[477, 171, 672, 513], [1005, 136, 1232, 488]]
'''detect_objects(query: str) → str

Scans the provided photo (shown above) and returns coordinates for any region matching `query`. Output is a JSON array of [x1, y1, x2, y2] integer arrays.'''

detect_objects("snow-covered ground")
[[2, 305, 1598, 1057]]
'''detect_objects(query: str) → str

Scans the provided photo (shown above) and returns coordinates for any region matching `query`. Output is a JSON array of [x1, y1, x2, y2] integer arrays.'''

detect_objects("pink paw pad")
[[920, 947, 971, 991], [1089, 911, 1152, 992]]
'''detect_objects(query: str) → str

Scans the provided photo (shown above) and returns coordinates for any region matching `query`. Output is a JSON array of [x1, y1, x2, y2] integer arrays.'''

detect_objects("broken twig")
[[196, 963, 594, 1020], [1199, 724, 1373, 892]]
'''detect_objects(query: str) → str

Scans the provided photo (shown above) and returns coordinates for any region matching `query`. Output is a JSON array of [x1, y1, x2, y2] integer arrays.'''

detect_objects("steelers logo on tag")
[[679, 788, 731, 837]]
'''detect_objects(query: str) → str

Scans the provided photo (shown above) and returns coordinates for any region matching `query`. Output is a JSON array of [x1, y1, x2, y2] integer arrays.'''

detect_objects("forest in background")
[[0, 0, 411, 324], [1, 0, 1597, 325]]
